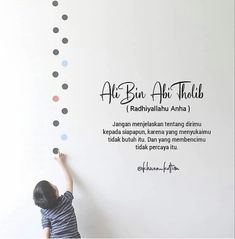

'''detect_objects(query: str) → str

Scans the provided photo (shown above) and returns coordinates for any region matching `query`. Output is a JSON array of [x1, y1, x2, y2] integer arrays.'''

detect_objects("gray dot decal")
[[53, 49, 59, 55], [62, 14, 68, 20], [53, 27, 59, 33], [53, 120, 59, 127], [53, 147, 59, 154], [62, 83, 68, 90], [52, 71, 59, 78], [62, 108, 68, 114], [52, 1, 58, 6], [62, 38, 68, 44]]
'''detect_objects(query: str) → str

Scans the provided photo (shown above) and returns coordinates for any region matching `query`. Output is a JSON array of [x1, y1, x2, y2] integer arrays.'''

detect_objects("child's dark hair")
[[33, 180, 58, 209]]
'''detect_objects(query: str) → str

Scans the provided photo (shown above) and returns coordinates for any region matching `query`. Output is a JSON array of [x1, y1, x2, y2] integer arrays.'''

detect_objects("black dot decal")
[[62, 14, 68, 20], [62, 38, 68, 44], [53, 148, 59, 154], [52, 1, 58, 6], [52, 71, 59, 78], [62, 108, 68, 114], [53, 49, 59, 55], [53, 27, 59, 33], [62, 83, 68, 90], [53, 120, 60, 127]]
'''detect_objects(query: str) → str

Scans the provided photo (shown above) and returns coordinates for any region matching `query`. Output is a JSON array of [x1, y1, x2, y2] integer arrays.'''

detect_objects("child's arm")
[[42, 227, 50, 239], [55, 152, 73, 193]]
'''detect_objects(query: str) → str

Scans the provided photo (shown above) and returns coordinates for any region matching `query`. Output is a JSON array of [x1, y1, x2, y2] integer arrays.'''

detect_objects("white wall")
[[0, 0, 234, 238]]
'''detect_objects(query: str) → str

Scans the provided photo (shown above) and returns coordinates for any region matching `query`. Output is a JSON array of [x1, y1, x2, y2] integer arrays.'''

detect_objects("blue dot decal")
[[62, 60, 68, 67], [61, 134, 68, 140]]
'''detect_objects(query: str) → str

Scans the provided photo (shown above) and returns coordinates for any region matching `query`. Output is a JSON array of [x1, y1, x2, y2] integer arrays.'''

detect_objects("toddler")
[[33, 152, 81, 238]]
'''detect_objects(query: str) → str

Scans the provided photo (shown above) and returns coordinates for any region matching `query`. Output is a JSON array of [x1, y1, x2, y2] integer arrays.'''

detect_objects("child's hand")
[[54, 151, 66, 164], [54, 151, 73, 193]]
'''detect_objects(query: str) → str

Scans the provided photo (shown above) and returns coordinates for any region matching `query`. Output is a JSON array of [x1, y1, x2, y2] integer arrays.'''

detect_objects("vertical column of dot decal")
[[51, 0, 69, 155], [60, 12, 69, 143]]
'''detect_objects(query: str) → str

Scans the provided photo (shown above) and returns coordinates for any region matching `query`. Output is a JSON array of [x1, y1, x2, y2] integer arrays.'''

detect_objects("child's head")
[[33, 180, 59, 209]]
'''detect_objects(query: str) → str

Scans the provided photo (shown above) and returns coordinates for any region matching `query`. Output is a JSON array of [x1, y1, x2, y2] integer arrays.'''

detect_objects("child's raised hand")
[[54, 151, 66, 164]]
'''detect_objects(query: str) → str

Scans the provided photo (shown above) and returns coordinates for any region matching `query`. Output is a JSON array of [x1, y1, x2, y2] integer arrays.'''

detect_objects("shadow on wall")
[[69, 166, 114, 238]]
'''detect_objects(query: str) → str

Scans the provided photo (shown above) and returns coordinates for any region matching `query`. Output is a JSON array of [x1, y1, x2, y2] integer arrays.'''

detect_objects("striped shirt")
[[41, 191, 80, 238]]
